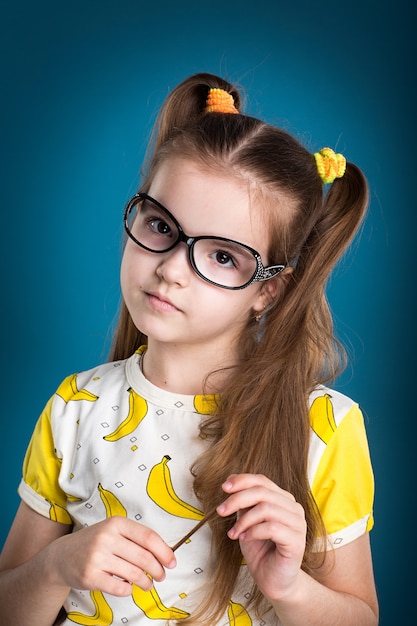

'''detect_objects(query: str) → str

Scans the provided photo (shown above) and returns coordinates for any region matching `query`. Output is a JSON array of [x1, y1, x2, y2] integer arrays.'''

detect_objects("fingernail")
[[222, 481, 233, 491], [227, 527, 237, 539], [167, 559, 177, 569], [217, 503, 226, 514]]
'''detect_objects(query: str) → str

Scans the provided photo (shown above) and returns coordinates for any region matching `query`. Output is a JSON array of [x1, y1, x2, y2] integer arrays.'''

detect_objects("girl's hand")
[[50, 516, 177, 596], [216, 474, 307, 602]]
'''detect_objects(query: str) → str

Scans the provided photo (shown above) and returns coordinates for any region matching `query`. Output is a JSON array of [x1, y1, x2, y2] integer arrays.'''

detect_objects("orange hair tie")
[[205, 88, 239, 114], [313, 147, 347, 184]]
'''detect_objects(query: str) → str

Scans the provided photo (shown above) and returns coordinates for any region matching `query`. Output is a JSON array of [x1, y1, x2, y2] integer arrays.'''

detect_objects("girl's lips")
[[147, 292, 180, 313]]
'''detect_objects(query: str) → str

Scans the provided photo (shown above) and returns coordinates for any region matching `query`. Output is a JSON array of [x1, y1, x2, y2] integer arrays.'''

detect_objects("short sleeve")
[[18, 396, 72, 524], [310, 403, 374, 547]]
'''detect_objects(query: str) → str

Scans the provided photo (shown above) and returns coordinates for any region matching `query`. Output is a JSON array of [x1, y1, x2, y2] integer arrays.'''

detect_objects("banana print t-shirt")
[[18, 347, 374, 625]]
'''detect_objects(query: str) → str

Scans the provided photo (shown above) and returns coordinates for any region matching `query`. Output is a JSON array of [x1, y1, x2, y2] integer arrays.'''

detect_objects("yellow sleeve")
[[18, 395, 72, 524], [311, 403, 374, 544]]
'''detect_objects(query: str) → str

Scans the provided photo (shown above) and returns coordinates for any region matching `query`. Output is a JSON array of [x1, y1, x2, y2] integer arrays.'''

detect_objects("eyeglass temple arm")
[[259, 264, 287, 281]]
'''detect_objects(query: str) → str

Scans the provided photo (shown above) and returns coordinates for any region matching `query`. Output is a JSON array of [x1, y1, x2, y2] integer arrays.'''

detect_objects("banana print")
[[193, 393, 217, 415], [63, 472, 82, 503], [66, 493, 83, 503], [227, 600, 252, 625], [98, 483, 127, 518], [147, 455, 204, 520], [48, 500, 72, 525], [67, 590, 113, 625], [131, 581, 189, 620], [103, 387, 148, 442], [56, 374, 99, 403], [310, 393, 337, 445]]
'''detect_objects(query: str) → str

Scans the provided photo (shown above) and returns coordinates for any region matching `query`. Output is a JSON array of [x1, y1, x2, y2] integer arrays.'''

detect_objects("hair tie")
[[313, 147, 346, 184], [205, 88, 239, 114]]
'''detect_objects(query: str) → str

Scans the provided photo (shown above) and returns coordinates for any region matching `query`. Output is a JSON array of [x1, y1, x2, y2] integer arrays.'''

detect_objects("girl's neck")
[[141, 342, 237, 395]]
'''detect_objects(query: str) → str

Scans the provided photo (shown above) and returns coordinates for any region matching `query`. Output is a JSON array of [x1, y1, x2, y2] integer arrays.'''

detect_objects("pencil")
[[171, 509, 218, 552]]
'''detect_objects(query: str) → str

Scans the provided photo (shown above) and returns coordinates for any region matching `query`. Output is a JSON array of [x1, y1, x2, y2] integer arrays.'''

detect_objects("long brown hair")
[[110, 73, 368, 623]]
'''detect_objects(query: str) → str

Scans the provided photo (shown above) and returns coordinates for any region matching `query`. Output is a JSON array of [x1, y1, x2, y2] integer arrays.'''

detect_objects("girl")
[[0, 73, 378, 625]]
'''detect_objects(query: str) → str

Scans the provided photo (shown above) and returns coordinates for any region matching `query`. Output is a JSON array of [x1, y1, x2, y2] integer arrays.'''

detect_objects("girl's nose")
[[155, 242, 191, 286]]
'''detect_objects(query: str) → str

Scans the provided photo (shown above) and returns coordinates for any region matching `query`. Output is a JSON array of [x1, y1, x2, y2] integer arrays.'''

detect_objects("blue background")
[[1, 1, 414, 622]]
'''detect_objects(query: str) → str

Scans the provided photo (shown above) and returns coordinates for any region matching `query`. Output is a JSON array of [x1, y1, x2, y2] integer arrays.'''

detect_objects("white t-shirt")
[[18, 347, 374, 624]]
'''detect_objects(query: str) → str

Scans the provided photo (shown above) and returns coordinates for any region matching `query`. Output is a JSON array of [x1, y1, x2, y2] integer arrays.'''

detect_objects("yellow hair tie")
[[205, 88, 239, 114], [313, 147, 347, 184]]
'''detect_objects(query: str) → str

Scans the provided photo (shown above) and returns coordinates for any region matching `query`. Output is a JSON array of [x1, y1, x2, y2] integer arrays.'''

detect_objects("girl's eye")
[[213, 250, 237, 268], [148, 218, 172, 236]]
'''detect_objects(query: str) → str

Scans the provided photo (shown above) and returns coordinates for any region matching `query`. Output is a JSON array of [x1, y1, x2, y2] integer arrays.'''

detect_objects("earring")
[[254, 308, 265, 322]]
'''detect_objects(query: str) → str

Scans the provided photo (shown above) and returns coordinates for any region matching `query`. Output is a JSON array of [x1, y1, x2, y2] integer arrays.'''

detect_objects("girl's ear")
[[253, 267, 293, 313]]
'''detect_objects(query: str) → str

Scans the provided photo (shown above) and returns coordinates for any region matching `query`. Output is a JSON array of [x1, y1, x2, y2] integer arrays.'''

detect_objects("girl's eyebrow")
[[141, 199, 166, 215]]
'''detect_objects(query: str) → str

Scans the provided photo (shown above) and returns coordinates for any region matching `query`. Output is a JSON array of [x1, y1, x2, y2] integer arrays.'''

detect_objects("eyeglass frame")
[[123, 192, 287, 290]]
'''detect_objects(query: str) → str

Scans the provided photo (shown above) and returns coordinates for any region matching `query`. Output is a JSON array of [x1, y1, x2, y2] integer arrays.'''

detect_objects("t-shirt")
[[18, 347, 374, 624]]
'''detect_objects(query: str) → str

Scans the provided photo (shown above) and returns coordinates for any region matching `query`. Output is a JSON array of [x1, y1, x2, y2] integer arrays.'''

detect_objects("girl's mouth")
[[147, 292, 179, 313]]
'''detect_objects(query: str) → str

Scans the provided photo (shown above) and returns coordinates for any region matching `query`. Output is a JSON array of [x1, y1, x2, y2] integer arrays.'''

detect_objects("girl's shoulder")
[[307, 385, 374, 545], [52, 356, 133, 405], [308, 384, 359, 430]]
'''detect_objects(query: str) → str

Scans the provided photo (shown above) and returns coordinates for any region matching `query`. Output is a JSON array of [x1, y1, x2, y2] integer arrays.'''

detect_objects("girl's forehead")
[[148, 159, 271, 246], [150, 157, 248, 195], [150, 156, 295, 214]]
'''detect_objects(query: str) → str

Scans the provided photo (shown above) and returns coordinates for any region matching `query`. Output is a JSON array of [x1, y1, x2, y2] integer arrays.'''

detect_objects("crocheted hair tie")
[[205, 88, 239, 114], [313, 147, 347, 184]]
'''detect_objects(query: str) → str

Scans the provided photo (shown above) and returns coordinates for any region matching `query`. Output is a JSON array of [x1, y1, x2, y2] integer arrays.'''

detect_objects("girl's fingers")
[[227, 501, 306, 542], [215, 474, 306, 543], [217, 475, 297, 518], [222, 473, 297, 503], [119, 519, 177, 571], [60, 517, 177, 594], [113, 539, 168, 583], [92, 555, 154, 595]]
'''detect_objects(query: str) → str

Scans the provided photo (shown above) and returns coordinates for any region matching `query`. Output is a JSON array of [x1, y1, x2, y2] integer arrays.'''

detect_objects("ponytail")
[[147, 73, 241, 157], [304, 161, 368, 281]]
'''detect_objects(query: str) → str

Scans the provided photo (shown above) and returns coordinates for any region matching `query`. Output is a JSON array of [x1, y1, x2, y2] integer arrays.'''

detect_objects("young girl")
[[0, 73, 378, 625]]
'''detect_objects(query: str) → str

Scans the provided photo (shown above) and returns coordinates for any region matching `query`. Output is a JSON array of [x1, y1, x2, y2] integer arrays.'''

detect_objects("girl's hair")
[[110, 73, 368, 623]]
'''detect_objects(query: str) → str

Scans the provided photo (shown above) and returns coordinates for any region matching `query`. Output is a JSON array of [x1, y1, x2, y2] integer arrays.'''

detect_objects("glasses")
[[123, 193, 286, 290]]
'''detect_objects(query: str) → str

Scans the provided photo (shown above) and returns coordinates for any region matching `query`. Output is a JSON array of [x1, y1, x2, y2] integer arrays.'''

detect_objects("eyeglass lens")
[[126, 196, 259, 288]]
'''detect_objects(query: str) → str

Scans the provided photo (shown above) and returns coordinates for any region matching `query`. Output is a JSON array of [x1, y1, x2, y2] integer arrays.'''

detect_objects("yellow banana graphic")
[[98, 483, 127, 518], [147, 455, 204, 520], [228, 600, 252, 625], [66, 493, 83, 503], [310, 393, 337, 445], [56, 374, 99, 403], [131, 582, 189, 620], [193, 393, 217, 415], [103, 388, 148, 441], [67, 589, 113, 625], [48, 501, 72, 525], [64, 476, 82, 503]]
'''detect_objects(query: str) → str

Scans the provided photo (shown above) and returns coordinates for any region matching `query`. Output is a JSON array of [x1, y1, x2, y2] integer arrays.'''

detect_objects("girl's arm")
[[0, 502, 72, 626], [0, 502, 177, 626], [269, 533, 378, 626], [217, 474, 378, 626]]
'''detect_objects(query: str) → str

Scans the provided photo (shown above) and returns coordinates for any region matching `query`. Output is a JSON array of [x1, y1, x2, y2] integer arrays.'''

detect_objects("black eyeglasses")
[[123, 193, 286, 290]]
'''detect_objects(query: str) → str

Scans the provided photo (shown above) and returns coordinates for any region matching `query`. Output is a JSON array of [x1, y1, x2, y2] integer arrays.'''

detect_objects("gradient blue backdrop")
[[1, 1, 414, 623]]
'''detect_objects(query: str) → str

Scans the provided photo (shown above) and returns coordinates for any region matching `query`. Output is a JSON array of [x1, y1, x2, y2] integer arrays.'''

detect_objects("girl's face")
[[120, 158, 277, 358]]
